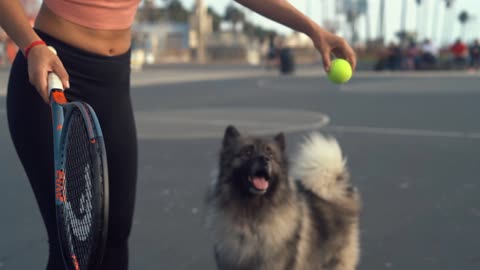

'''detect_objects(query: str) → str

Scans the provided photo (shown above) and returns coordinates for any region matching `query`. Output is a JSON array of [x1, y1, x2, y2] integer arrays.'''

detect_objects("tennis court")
[[1, 65, 480, 269]]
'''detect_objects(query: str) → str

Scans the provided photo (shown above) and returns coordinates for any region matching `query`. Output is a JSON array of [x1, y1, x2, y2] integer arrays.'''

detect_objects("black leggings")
[[7, 30, 137, 270]]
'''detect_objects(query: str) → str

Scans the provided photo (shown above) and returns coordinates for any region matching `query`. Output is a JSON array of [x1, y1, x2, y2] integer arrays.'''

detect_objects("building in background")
[[132, 22, 191, 66]]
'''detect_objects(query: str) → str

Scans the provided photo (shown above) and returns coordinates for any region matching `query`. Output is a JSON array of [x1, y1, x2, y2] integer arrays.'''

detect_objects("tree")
[[253, 27, 277, 42], [346, 9, 359, 44], [378, 0, 386, 42], [458, 10, 470, 39], [400, 0, 408, 33], [442, 0, 455, 44], [165, 0, 189, 22], [138, 0, 161, 23], [415, 0, 422, 39], [345, 0, 368, 44], [421, 0, 430, 41], [224, 4, 245, 32], [243, 21, 256, 37], [207, 7, 222, 32]]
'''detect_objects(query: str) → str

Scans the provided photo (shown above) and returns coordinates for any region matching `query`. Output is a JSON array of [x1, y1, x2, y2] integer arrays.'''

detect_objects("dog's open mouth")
[[248, 176, 269, 195]]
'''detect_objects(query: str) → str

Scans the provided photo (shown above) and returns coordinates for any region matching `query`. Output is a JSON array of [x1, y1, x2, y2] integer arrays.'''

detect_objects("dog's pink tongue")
[[252, 177, 269, 190]]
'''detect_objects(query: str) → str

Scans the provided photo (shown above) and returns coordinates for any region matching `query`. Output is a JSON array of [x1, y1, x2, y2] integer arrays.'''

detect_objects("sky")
[[176, 0, 480, 45]]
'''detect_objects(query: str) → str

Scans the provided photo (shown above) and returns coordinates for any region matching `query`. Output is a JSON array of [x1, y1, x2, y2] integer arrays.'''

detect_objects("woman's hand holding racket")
[[26, 44, 70, 103]]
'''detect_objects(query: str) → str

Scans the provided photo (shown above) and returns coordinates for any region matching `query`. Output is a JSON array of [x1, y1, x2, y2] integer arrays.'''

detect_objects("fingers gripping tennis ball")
[[328, 59, 353, 84]]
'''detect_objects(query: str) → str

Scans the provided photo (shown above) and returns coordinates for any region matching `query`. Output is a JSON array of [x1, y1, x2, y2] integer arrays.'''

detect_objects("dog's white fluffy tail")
[[291, 133, 349, 200]]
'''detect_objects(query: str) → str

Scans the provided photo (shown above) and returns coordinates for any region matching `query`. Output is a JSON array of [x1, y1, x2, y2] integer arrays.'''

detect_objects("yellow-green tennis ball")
[[328, 59, 352, 84]]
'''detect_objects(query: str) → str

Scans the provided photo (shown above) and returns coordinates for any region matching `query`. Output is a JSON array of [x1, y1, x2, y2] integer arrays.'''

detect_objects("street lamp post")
[[195, 0, 206, 63], [401, 0, 408, 32], [378, 0, 385, 42]]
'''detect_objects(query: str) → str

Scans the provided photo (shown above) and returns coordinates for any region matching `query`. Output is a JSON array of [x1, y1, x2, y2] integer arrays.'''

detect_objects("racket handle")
[[47, 46, 64, 95], [48, 73, 63, 92]]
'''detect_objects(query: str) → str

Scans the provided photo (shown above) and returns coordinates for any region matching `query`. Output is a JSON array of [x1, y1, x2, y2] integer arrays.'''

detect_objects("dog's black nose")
[[258, 156, 270, 171], [250, 156, 271, 177], [259, 156, 271, 173]]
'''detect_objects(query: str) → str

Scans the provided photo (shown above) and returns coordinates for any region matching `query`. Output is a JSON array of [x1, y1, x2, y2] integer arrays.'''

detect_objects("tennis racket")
[[48, 46, 109, 270]]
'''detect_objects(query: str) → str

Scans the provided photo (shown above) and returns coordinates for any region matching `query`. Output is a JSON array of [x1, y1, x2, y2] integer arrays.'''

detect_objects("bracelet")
[[24, 40, 47, 59]]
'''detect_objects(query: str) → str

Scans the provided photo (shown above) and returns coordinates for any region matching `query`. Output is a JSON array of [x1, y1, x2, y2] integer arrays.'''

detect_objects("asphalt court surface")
[[1, 66, 480, 269]]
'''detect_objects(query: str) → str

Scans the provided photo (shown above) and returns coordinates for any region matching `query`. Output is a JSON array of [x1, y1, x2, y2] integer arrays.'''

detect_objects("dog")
[[206, 125, 361, 270]]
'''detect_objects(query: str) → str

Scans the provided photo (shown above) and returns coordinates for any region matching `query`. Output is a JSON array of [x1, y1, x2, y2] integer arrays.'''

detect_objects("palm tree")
[[378, 0, 385, 42], [207, 7, 222, 32], [400, 0, 408, 32], [346, 8, 359, 44], [165, 0, 189, 22], [353, 0, 370, 43], [458, 10, 470, 39], [442, 0, 455, 44], [224, 4, 245, 33], [162, 0, 171, 21], [416, 0, 422, 40]]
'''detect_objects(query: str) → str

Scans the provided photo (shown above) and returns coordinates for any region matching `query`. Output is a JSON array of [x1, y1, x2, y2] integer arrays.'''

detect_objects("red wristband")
[[24, 40, 47, 59]]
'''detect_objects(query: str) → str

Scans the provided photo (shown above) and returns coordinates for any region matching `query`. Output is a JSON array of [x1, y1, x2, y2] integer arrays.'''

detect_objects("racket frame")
[[49, 71, 109, 270]]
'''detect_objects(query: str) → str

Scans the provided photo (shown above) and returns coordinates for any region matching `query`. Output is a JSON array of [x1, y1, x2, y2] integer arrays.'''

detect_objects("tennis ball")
[[328, 59, 352, 84]]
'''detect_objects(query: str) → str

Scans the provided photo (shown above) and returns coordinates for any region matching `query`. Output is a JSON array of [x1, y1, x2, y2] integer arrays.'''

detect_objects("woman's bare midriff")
[[34, 3, 132, 56]]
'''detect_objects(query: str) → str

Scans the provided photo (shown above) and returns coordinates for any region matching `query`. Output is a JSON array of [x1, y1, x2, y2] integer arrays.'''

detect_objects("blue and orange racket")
[[48, 47, 109, 270]]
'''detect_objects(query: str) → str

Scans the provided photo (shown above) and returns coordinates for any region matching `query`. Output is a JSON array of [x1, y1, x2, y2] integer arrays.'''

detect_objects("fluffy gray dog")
[[207, 126, 361, 270]]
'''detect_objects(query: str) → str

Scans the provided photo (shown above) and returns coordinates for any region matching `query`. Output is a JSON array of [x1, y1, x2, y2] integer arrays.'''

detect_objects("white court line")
[[324, 125, 480, 139], [135, 111, 331, 139]]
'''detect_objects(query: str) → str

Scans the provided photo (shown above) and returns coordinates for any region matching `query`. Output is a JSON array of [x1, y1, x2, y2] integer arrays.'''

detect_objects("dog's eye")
[[242, 146, 254, 157], [265, 146, 274, 158]]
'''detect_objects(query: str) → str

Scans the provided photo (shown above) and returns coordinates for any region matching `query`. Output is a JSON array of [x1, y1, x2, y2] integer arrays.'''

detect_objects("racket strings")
[[61, 109, 102, 269]]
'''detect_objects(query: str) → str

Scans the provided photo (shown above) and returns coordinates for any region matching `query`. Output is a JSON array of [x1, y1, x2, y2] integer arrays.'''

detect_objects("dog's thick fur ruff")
[[207, 127, 361, 270]]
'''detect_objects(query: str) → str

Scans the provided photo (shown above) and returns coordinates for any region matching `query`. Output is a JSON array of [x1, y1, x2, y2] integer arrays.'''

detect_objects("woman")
[[0, 0, 356, 269]]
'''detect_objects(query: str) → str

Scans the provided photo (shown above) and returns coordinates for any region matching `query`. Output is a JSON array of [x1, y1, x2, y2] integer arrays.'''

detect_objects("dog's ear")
[[223, 125, 240, 147], [274, 132, 285, 151]]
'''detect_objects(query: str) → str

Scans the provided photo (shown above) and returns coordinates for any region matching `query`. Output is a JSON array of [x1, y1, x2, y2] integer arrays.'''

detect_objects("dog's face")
[[219, 125, 287, 197]]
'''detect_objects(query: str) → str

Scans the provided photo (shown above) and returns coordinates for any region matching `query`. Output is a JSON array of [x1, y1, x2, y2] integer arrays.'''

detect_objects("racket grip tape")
[[47, 46, 64, 95]]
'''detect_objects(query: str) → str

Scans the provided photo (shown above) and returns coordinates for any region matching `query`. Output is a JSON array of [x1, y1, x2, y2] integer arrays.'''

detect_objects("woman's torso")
[[35, 1, 140, 56]]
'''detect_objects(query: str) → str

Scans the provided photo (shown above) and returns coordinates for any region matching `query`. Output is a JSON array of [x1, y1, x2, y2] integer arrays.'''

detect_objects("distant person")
[[406, 41, 420, 70], [387, 42, 402, 70], [420, 39, 438, 69], [0, 0, 357, 269], [450, 38, 468, 69], [469, 39, 480, 70], [265, 33, 278, 70], [374, 44, 390, 71]]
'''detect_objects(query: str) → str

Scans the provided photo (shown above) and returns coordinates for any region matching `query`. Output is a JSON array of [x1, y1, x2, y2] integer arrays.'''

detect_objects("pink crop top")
[[44, 0, 141, 30]]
